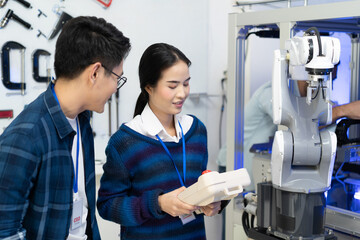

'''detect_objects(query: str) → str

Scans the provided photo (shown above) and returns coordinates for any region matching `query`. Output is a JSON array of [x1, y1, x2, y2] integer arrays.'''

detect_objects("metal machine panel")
[[325, 205, 360, 237]]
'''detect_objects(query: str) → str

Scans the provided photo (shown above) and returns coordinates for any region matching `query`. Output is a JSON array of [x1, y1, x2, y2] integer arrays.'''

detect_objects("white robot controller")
[[178, 168, 251, 208]]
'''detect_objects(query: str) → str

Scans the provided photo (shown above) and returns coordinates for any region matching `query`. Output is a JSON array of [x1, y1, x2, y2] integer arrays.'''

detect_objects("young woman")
[[97, 43, 222, 240]]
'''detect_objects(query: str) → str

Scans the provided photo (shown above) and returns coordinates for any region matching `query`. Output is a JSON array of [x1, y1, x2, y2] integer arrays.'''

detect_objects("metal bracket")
[[32, 49, 51, 83], [1, 41, 26, 94]]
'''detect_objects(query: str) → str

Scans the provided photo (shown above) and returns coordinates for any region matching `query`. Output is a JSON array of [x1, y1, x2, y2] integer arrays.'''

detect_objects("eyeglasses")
[[102, 65, 127, 89]]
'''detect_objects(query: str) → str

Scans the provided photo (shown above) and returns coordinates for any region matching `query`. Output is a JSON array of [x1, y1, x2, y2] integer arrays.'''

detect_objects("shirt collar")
[[141, 104, 182, 142], [44, 82, 90, 139]]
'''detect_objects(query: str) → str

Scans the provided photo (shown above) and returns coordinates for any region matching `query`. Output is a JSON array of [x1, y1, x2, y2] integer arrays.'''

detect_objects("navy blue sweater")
[[97, 116, 208, 240]]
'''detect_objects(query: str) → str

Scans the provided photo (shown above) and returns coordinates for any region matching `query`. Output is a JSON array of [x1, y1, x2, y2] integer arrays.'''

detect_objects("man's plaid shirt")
[[0, 84, 100, 240]]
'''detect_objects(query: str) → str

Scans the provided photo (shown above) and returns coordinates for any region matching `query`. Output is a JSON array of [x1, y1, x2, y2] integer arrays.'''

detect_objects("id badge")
[[71, 198, 83, 230], [179, 212, 196, 225]]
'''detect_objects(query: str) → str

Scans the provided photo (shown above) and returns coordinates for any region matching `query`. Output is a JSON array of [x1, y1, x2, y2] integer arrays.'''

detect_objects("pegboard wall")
[[0, 0, 210, 161]]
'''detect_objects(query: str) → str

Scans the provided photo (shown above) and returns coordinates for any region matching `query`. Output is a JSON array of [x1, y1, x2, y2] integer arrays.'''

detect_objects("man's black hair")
[[54, 16, 131, 79]]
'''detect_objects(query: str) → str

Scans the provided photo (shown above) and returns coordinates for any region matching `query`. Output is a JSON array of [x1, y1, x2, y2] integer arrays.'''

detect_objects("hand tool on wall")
[[0, 0, 7, 7], [0, 9, 32, 30], [0, 110, 13, 119], [1, 41, 26, 95], [0, 0, 32, 8], [95, 0, 112, 8], [32, 49, 51, 83], [49, 8, 72, 40], [37, 9, 47, 18], [14, 0, 31, 8], [37, 30, 47, 38]]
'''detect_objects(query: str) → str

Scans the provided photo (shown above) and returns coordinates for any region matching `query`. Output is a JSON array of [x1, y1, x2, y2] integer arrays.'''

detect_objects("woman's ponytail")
[[133, 91, 148, 117]]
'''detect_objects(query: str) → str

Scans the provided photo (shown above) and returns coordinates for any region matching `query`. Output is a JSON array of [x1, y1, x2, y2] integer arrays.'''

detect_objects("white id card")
[[179, 212, 196, 225], [71, 198, 83, 230]]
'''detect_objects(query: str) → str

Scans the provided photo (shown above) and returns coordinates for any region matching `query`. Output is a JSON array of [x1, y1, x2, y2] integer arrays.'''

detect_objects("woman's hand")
[[158, 187, 198, 217], [200, 201, 221, 217]]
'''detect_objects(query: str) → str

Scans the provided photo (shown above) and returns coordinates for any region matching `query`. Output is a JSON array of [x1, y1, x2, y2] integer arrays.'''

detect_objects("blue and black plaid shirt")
[[0, 84, 100, 240]]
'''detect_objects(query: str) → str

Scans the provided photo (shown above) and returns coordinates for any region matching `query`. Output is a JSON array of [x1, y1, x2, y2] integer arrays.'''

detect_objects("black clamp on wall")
[[1, 41, 26, 92], [32, 49, 51, 83]]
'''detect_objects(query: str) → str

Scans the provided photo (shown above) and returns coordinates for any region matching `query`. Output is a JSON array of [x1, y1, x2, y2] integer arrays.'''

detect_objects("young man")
[[0, 16, 131, 240]]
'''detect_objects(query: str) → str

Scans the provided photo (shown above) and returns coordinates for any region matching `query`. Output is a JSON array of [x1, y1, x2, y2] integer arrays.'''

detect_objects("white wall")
[[0, 0, 234, 239]]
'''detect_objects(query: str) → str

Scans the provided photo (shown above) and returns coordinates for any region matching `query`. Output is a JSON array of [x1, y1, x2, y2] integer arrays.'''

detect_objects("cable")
[[242, 210, 250, 236], [311, 81, 321, 100], [219, 74, 227, 148], [242, 197, 252, 237], [335, 161, 349, 194], [320, 79, 326, 100], [250, 214, 255, 229], [304, 27, 323, 56]]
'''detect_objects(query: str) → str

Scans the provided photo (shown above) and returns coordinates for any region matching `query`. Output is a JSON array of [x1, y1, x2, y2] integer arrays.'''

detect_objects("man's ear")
[[89, 62, 102, 85]]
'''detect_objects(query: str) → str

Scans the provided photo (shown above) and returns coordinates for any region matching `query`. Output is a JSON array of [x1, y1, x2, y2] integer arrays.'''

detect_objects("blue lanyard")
[[73, 120, 80, 193], [51, 83, 80, 193], [156, 121, 186, 187]]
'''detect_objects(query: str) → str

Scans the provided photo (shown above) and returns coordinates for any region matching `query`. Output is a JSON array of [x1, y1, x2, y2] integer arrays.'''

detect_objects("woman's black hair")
[[133, 43, 191, 117]]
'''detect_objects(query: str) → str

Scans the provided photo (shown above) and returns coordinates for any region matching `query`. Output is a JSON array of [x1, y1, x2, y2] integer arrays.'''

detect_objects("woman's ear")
[[145, 85, 153, 96]]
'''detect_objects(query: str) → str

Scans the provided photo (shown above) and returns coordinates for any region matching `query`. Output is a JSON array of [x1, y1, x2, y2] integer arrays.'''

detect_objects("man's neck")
[[53, 78, 85, 119]]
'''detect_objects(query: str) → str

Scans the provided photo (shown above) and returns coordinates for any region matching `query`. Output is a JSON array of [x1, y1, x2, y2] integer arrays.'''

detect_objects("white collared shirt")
[[125, 104, 193, 143], [67, 117, 88, 240]]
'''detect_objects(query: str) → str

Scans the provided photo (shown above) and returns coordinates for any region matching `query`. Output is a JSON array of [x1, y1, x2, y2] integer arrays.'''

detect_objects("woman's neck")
[[160, 115, 176, 137], [148, 104, 176, 137]]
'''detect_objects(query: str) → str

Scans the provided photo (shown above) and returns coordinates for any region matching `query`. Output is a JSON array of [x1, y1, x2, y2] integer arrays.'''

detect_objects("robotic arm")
[[272, 28, 339, 193], [249, 28, 340, 240]]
